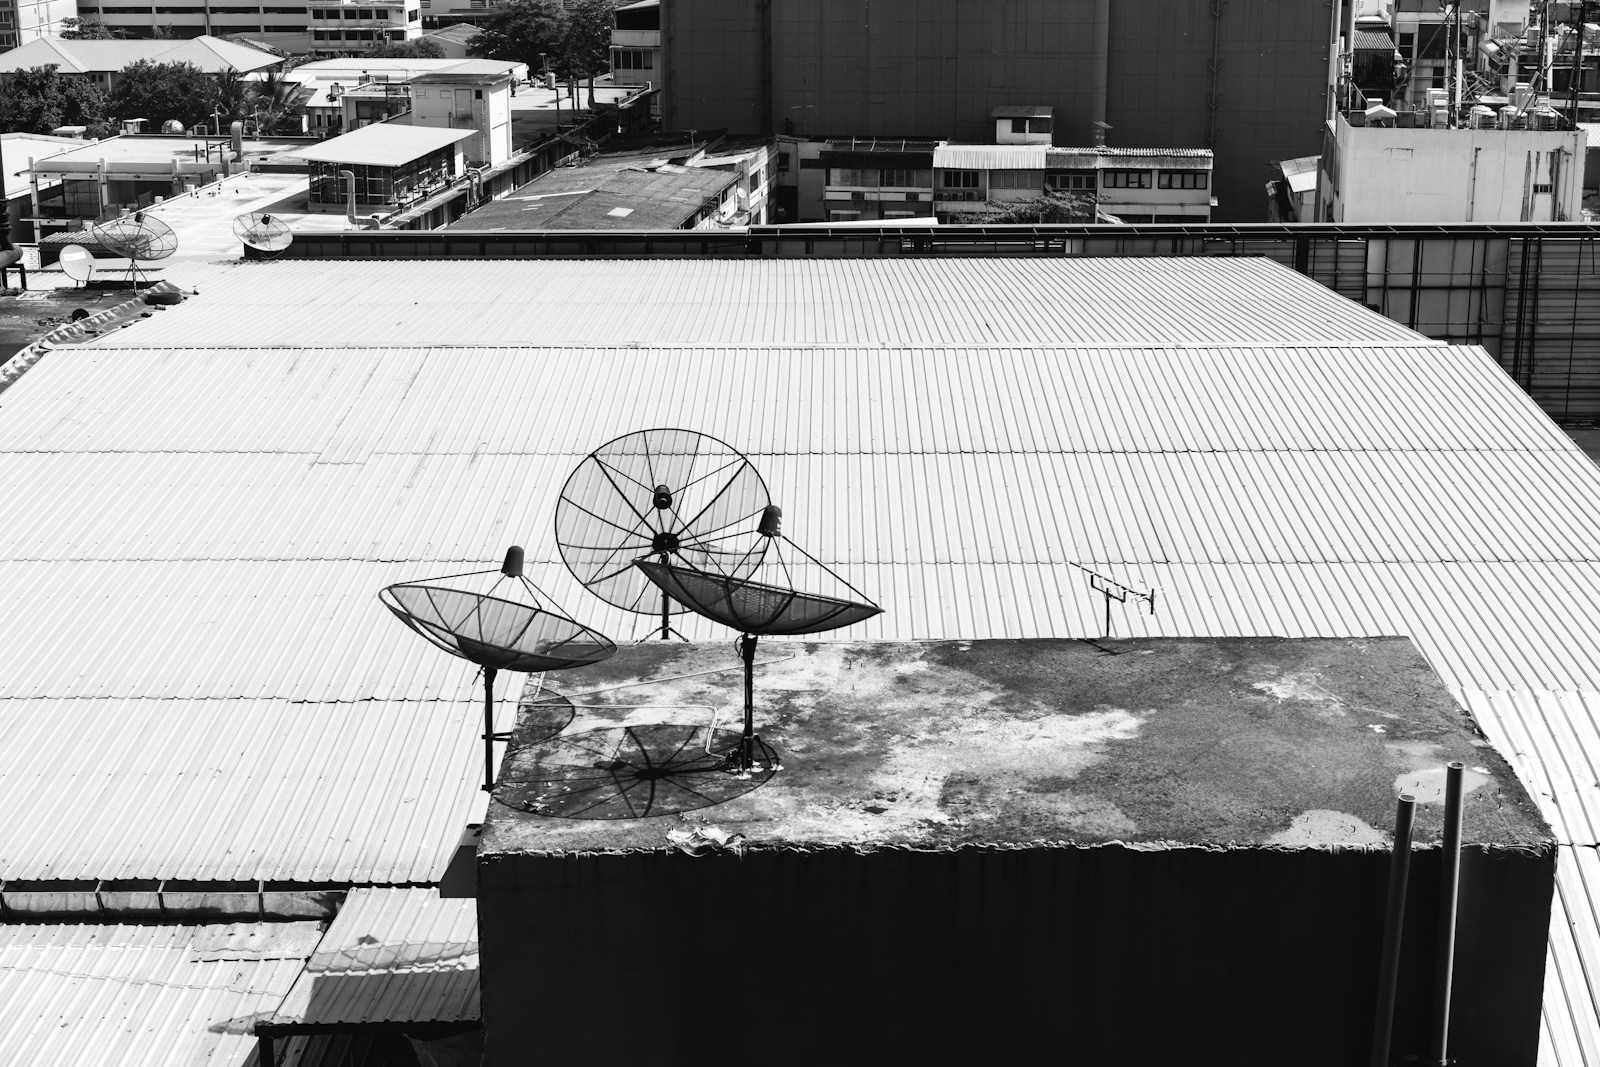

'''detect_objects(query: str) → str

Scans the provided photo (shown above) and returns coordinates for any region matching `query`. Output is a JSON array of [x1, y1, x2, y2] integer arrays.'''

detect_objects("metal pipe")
[[1430, 762, 1466, 1065], [337, 168, 357, 225], [1371, 792, 1417, 1067], [738, 634, 758, 772], [481, 666, 498, 792]]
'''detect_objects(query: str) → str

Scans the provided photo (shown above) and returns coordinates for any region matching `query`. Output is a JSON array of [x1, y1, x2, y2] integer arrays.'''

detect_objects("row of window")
[[312, 8, 395, 18], [825, 167, 931, 188], [312, 27, 402, 38], [935, 168, 1208, 192], [611, 47, 654, 71]]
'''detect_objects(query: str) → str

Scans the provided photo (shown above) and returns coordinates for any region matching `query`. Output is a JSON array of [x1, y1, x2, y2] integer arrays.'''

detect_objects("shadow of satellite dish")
[[495, 722, 777, 820]]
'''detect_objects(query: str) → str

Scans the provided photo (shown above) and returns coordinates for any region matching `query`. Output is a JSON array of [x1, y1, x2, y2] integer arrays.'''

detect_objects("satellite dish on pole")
[[90, 211, 177, 291], [380, 546, 617, 791], [555, 428, 770, 640], [58, 244, 95, 286], [635, 503, 882, 776], [232, 211, 294, 257]]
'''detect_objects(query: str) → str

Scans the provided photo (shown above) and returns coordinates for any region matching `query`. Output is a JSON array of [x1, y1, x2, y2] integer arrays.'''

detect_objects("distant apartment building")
[[931, 143, 1214, 223], [1317, 108, 1587, 221], [309, 0, 422, 53], [78, 0, 310, 44], [661, 0, 1336, 222], [818, 138, 937, 223], [418, 0, 504, 30], [0, 0, 75, 49], [610, 0, 659, 116]]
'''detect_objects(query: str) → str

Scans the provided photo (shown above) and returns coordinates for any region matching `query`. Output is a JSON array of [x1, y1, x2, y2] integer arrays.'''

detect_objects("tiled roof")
[[0, 34, 279, 75], [98, 258, 1431, 350], [935, 144, 1051, 170], [0, 923, 319, 1067], [267, 888, 479, 1029]]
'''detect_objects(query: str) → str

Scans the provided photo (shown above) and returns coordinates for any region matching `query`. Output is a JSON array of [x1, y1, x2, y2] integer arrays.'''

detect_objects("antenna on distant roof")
[[1076, 564, 1156, 639], [379, 547, 617, 791], [636, 501, 883, 777], [90, 211, 177, 292], [232, 211, 294, 258], [555, 428, 771, 641]]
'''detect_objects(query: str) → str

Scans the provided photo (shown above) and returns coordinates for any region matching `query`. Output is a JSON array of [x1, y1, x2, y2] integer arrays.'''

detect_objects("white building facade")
[[0, 0, 76, 49]]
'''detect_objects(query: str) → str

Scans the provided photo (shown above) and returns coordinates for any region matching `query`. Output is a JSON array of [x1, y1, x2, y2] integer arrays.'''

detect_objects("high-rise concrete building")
[[0, 0, 76, 49], [661, 0, 1338, 222]]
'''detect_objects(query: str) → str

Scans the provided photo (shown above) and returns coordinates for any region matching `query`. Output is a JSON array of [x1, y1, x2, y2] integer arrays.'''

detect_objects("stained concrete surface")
[[483, 637, 1549, 858]]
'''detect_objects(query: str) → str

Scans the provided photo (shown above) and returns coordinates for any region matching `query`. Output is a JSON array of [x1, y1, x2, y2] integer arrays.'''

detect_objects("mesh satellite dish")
[[57, 244, 95, 287], [90, 211, 177, 290], [636, 504, 882, 775], [380, 546, 617, 791], [233, 211, 294, 257], [555, 428, 770, 640]]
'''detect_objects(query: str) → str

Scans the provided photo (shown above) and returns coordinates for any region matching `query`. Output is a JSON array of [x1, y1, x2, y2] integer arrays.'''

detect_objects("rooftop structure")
[[0, 35, 281, 84], [450, 140, 773, 230], [290, 122, 474, 213], [481, 637, 1551, 1064], [1, 254, 1600, 1062], [259, 888, 479, 1062]]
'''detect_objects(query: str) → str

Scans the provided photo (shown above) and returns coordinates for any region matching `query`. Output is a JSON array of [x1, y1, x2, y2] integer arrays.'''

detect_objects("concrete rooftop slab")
[[483, 637, 1549, 858]]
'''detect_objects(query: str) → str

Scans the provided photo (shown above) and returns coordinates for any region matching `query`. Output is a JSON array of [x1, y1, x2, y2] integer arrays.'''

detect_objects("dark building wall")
[[480, 843, 1553, 1066], [663, 0, 1335, 221]]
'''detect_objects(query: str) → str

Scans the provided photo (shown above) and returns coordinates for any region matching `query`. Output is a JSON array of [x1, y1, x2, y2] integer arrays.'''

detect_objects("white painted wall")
[[409, 77, 511, 167], [1321, 114, 1588, 222]]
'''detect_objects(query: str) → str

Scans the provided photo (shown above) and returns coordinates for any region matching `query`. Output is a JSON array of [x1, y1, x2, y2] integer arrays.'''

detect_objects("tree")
[[945, 191, 1098, 225], [58, 16, 115, 39], [246, 72, 308, 135], [0, 65, 108, 133], [108, 61, 220, 131], [470, 0, 566, 74], [368, 38, 446, 59], [563, 0, 616, 107]]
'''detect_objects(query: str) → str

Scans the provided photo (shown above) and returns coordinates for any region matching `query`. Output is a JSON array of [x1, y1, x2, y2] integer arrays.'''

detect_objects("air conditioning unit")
[[906, 192, 921, 201]]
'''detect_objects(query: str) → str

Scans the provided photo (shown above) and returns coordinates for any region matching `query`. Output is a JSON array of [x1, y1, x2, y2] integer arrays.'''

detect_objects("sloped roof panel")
[[0, 923, 318, 1067], [269, 888, 479, 1028], [89, 258, 1433, 350]]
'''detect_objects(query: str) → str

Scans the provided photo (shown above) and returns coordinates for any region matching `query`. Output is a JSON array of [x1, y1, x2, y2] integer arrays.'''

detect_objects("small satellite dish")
[[635, 504, 882, 776], [380, 546, 617, 791], [58, 244, 95, 286], [555, 428, 770, 640], [90, 211, 177, 291], [233, 211, 294, 257]]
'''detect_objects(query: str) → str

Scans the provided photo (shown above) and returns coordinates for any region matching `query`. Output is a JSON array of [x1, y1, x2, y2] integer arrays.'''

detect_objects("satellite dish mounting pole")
[[738, 633, 759, 774], [482, 665, 499, 792]]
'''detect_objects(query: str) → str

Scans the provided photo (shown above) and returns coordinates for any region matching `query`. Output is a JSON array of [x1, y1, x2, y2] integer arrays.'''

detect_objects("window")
[[408, 7, 418, 17], [612, 47, 654, 71], [1045, 171, 1095, 191], [989, 169, 1039, 190], [827, 167, 877, 187], [1102, 169, 1152, 189], [375, 8, 389, 17], [879, 168, 927, 188], [827, 210, 862, 221], [1011, 118, 1027, 133], [1157, 170, 1208, 189], [941, 169, 979, 188]]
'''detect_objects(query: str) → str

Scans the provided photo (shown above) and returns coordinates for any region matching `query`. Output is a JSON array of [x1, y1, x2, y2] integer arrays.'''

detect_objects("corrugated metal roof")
[[269, 888, 478, 1028], [3, 255, 1600, 1061], [0, 922, 319, 1067], [288, 124, 475, 167], [91, 258, 1431, 351], [934, 144, 1052, 170]]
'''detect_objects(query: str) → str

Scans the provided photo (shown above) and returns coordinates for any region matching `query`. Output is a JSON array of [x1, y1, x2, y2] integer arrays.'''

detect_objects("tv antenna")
[[232, 211, 294, 258], [555, 428, 771, 641], [380, 546, 617, 791], [90, 211, 177, 291], [57, 244, 94, 287], [1076, 563, 1156, 639], [636, 504, 882, 776]]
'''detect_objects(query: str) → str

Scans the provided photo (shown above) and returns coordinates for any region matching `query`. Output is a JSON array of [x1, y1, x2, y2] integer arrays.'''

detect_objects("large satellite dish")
[[636, 504, 882, 776], [555, 428, 770, 639], [90, 211, 177, 290], [233, 211, 294, 257], [57, 244, 95, 286], [380, 546, 617, 791]]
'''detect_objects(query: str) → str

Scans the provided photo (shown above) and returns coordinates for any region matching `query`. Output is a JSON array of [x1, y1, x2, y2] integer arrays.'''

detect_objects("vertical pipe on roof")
[[1429, 762, 1465, 1066], [1090, 0, 1110, 139], [1370, 792, 1417, 1067]]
